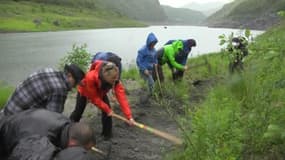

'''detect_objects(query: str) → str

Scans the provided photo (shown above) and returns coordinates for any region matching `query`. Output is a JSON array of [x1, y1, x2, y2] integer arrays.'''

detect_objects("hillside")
[[182, 1, 226, 16], [167, 20, 285, 159], [0, 0, 145, 32], [162, 5, 206, 25], [97, 0, 166, 22], [205, 0, 285, 30]]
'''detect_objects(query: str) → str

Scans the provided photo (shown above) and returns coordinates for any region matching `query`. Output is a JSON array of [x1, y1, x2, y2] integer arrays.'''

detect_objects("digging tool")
[[91, 146, 107, 156], [112, 113, 183, 145], [154, 65, 163, 95]]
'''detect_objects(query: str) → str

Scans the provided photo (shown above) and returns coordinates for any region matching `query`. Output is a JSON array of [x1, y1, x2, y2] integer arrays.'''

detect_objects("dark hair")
[[107, 54, 121, 68], [188, 39, 196, 47], [69, 122, 95, 146], [64, 64, 85, 84]]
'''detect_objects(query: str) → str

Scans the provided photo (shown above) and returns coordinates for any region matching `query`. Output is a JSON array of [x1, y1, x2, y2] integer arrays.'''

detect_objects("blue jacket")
[[165, 40, 192, 65], [91, 52, 122, 75], [136, 33, 158, 71]]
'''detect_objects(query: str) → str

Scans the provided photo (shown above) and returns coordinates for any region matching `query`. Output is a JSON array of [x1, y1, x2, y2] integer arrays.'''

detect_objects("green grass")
[[164, 23, 285, 159], [0, 1, 145, 32], [0, 82, 13, 109]]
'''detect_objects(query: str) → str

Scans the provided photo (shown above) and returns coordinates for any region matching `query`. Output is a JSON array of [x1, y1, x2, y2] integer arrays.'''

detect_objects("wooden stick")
[[112, 113, 183, 145], [154, 65, 163, 94], [91, 146, 107, 156]]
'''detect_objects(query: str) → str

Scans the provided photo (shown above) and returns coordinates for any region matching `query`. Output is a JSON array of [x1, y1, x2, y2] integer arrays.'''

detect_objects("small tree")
[[219, 29, 251, 73], [277, 10, 285, 18], [58, 44, 91, 72]]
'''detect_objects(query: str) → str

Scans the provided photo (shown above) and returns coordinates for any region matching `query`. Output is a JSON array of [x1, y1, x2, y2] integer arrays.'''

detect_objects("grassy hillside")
[[14, 0, 167, 22], [205, 0, 285, 29], [162, 5, 206, 25], [98, 0, 166, 22], [165, 22, 285, 159], [0, 82, 13, 109], [0, 0, 145, 32]]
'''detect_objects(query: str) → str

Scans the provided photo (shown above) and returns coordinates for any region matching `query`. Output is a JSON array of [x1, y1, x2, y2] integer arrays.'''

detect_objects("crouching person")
[[0, 109, 96, 160], [70, 60, 135, 140], [2, 64, 85, 116]]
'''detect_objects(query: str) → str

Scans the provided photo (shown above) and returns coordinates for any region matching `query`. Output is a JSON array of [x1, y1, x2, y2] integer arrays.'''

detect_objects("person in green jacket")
[[155, 40, 188, 82]]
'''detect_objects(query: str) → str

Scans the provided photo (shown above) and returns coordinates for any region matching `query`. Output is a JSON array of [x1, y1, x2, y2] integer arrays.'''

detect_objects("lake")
[[0, 26, 263, 85]]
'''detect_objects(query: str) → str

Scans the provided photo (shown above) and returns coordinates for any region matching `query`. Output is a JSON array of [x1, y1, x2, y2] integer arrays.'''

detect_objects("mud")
[[64, 78, 215, 160]]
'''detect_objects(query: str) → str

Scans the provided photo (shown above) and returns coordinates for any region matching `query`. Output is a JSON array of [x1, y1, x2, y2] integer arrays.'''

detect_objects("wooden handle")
[[155, 65, 162, 93], [112, 113, 182, 145], [91, 147, 107, 156]]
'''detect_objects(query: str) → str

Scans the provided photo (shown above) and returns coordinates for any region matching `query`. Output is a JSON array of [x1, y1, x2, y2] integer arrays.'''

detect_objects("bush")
[[58, 44, 91, 72]]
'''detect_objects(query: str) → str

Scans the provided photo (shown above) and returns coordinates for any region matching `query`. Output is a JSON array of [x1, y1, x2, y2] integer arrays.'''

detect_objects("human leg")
[[69, 92, 87, 122], [101, 95, 112, 140]]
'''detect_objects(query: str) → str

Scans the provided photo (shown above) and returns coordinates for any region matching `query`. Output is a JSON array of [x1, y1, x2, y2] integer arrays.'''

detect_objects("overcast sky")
[[158, 0, 234, 8]]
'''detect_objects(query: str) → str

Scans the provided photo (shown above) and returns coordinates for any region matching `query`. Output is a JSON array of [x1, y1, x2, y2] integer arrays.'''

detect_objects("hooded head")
[[188, 39, 196, 48], [172, 40, 184, 53], [146, 32, 158, 49]]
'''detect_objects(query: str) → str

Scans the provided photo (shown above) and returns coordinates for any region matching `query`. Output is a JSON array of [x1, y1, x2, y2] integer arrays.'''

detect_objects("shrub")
[[58, 44, 91, 72]]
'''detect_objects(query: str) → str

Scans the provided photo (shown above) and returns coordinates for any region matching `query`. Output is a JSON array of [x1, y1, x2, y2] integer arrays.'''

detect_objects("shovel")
[[112, 113, 182, 145]]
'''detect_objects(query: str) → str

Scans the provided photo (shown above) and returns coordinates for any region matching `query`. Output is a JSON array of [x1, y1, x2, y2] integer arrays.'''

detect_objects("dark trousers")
[[172, 70, 184, 81], [69, 92, 112, 137], [229, 60, 244, 74]]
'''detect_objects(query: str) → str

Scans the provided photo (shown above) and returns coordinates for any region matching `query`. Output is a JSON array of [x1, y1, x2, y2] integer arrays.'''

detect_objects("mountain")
[[205, 0, 285, 30], [183, 1, 226, 16], [97, 0, 166, 22], [10, 0, 167, 22], [162, 5, 206, 25]]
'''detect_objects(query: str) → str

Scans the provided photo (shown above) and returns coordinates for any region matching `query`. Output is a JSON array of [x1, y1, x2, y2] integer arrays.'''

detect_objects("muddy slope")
[[64, 78, 215, 160]]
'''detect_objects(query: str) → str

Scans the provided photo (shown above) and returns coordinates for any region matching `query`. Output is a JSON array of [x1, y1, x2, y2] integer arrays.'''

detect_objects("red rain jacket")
[[78, 61, 132, 119]]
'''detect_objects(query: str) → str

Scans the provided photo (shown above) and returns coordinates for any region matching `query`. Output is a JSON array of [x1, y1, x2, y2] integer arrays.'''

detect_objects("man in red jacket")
[[70, 60, 135, 140]]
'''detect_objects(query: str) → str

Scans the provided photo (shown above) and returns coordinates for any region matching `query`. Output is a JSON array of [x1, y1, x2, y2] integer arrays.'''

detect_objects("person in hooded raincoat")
[[164, 39, 196, 80], [155, 40, 187, 82], [136, 32, 158, 95]]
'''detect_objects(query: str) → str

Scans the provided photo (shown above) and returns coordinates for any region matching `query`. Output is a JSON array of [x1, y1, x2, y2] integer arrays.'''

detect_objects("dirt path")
[[64, 78, 215, 160]]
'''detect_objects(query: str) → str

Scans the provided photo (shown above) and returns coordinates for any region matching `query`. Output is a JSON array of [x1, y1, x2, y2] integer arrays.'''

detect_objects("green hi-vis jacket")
[[161, 40, 184, 70]]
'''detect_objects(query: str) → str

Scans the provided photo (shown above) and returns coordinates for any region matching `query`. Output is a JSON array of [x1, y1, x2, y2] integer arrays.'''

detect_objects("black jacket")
[[7, 135, 58, 160], [55, 146, 95, 160], [0, 109, 71, 158]]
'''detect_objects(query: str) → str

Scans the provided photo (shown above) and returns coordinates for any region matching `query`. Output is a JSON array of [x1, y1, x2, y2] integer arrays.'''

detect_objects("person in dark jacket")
[[69, 61, 135, 140], [136, 32, 158, 94], [54, 146, 94, 160], [228, 36, 249, 73], [164, 39, 196, 80], [0, 109, 95, 160], [2, 64, 85, 116]]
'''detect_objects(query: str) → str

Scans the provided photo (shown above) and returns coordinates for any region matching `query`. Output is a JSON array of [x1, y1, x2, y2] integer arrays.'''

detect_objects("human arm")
[[166, 51, 185, 71], [46, 94, 67, 113], [136, 50, 147, 71], [113, 81, 133, 120], [82, 72, 112, 115]]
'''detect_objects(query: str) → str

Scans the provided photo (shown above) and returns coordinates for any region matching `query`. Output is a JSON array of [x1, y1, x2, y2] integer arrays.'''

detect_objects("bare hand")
[[144, 69, 149, 76], [127, 118, 135, 126], [183, 66, 188, 71], [107, 110, 113, 117]]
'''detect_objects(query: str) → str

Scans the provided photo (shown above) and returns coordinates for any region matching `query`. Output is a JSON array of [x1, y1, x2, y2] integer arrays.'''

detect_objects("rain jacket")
[[54, 146, 94, 160], [78, 60, 132, 119], [7, 135, 57, 160], [161, 40, 184, 70], [0, 109, 70, 159], [165, 39, 193, 65], [136, 33, 158, 71]]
